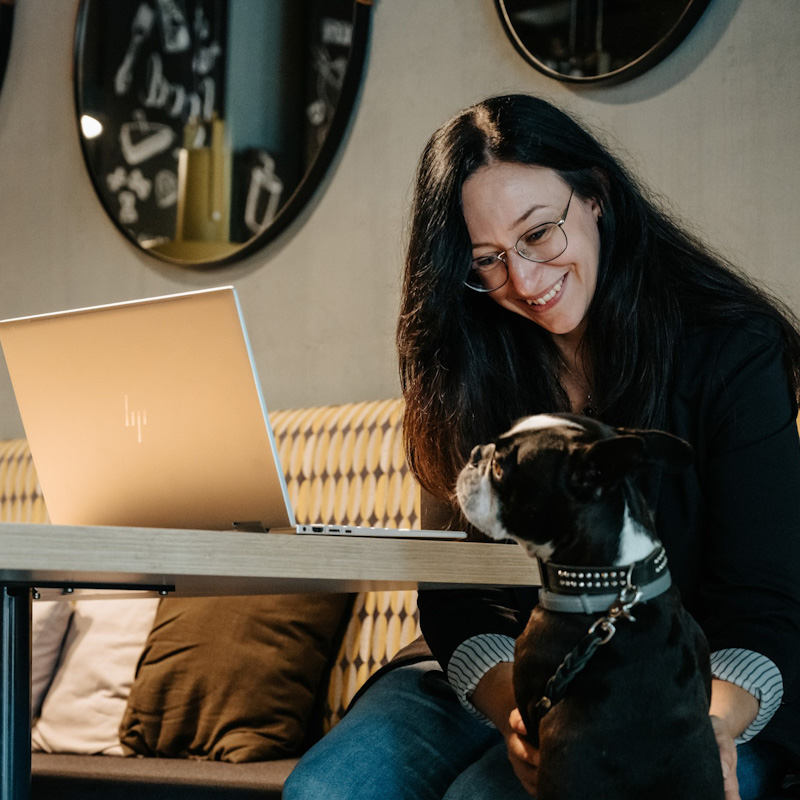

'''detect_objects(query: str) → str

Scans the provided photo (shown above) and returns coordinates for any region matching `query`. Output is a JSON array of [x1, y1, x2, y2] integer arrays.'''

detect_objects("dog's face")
[[455, 413, 692, 565]]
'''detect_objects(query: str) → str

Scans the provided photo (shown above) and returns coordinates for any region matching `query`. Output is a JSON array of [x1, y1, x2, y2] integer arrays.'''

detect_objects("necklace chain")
[[560, 360, 597, 417]]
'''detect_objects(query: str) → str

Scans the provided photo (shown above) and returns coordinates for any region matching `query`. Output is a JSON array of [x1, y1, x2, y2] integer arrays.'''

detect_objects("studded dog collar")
[[537, 546, 672, 614]]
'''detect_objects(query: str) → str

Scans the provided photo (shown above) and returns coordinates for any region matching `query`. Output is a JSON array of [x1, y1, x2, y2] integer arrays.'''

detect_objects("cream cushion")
[[31, 599, 73, 719], [31, 596, 159, 755]]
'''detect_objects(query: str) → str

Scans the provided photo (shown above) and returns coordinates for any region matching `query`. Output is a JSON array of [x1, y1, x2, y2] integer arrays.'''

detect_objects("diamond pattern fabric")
[[270, 399, 421, 729]]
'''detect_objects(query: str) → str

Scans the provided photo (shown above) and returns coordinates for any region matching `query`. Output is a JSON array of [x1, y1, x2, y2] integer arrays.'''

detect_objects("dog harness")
[[532, 546, 672, 721]]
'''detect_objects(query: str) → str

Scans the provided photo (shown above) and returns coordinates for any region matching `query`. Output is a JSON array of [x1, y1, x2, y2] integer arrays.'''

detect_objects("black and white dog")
[[456, 413, 724, 800]]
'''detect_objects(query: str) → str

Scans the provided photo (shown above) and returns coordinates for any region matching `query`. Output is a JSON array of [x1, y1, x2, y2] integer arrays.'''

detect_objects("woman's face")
[[461, 162, 602, 343]]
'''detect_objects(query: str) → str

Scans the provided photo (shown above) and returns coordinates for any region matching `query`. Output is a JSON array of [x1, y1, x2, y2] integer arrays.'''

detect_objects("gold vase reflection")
[[150, 116, 238, 262]]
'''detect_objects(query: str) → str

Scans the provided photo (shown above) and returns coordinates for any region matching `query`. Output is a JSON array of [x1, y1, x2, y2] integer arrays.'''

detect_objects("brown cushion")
[[119, 594, 349, 763]]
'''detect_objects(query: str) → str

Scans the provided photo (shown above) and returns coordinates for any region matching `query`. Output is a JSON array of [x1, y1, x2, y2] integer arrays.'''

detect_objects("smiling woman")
[[461, 163, 601, 344], [73, 0, 373, 269], [464, 186, 573, 294], [358, 94, 800, 800]]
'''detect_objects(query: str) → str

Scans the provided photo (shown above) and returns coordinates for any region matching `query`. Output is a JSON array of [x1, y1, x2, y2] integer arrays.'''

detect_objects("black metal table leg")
[[0, 585, 31, 800]]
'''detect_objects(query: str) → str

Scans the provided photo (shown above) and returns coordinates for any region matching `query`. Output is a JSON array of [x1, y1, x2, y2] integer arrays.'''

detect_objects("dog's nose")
[[469, 444, 494, 466]]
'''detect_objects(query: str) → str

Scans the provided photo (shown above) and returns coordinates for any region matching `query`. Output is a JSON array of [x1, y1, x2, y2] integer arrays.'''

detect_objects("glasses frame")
[[465, 188, 574, 293]]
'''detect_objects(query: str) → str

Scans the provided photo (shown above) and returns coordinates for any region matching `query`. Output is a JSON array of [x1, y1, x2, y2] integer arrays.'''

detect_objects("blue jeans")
[[283, 662, 788, 800]]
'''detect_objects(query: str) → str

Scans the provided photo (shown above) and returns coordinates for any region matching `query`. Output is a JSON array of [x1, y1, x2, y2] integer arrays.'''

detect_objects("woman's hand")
[[505, 707, 540, 796], [710, 714, 740, 800], [709, 679, 759, 800], [470, 663, 539, 796]]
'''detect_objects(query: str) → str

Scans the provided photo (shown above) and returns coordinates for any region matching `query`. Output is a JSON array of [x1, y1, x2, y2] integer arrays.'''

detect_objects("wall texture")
[[0, 0, 798, 438]]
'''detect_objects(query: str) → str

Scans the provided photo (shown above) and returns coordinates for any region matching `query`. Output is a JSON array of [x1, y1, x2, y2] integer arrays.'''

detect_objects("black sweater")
[[416, 316, 800, 759]]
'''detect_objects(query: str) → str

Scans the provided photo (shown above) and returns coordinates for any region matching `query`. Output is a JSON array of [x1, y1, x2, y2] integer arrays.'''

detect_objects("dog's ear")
[[615, 428, 693, 473], [570, 435, 645, 495]]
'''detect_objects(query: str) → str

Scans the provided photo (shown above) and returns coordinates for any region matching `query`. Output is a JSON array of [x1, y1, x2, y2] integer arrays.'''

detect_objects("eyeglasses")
[[464, 189, 574, 293]]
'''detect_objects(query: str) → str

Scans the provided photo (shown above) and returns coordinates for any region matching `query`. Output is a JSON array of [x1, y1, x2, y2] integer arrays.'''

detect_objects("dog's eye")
[[491, 458, 504, 482]]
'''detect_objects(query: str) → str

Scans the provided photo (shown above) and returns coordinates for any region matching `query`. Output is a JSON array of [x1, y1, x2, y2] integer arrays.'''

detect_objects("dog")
[[456, 413, 724, 800]]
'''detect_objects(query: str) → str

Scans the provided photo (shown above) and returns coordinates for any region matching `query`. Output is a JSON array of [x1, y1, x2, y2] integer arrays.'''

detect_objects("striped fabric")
[[448, 634, 516, 722], [711, 648, 784, 743]]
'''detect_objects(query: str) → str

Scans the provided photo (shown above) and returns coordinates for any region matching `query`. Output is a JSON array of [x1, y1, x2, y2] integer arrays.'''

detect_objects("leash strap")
[[534, 584, 642, 723]]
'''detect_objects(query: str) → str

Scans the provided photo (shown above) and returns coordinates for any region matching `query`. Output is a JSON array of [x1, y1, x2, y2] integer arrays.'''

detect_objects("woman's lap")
[[283, 661, 505, 800], [737, 738, 789, 800], [283, 662, 788, 800], [442, 739, 531, 800]]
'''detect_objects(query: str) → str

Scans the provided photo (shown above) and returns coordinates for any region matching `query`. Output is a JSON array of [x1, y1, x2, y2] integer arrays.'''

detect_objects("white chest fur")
[[615, 504, 657, 565]]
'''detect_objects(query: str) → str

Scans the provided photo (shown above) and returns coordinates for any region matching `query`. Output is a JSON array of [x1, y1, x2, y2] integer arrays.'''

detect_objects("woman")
[[284, 94, 800, 800]]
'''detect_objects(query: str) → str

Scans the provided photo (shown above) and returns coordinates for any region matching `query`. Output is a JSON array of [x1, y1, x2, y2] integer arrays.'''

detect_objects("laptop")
[[0, 286, 464, 540]]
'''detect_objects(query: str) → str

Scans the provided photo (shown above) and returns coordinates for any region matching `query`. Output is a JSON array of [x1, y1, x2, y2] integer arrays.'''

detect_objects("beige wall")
[[0, 0, 797, 439]]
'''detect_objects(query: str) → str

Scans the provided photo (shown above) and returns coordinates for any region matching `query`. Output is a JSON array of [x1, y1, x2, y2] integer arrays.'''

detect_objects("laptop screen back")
[[0, 287, 295, 531]]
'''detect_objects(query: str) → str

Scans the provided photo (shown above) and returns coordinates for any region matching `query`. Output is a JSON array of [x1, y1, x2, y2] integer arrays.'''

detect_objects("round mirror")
[[496, 0, 711, 85], [0, 0, 14, 96], [74, 0, 372, 268]]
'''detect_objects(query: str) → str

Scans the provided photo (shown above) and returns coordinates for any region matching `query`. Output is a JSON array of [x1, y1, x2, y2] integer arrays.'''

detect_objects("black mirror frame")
[[495, 0, 712, 86], [0, 0, 14, 95], [72, 0, 374, 270]]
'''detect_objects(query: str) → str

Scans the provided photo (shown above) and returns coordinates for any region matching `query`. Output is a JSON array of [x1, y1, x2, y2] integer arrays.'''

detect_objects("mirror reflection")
[[75, 0, 370, 267], [496, 0, 710, 83]]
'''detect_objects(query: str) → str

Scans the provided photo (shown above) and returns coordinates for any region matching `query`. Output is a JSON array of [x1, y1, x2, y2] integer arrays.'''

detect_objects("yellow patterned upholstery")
[[0, 398, 423, 734], [270, 399, 419, 530], [269, 399, 421, 730], [0, 439, 48, 524]]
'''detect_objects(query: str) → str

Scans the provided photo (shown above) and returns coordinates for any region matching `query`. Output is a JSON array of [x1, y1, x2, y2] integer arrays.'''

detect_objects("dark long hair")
[[397, 94, 800, 500]]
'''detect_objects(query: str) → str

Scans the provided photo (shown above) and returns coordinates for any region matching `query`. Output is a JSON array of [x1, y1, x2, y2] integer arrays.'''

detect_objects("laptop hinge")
[[231, 521, 269, 533]]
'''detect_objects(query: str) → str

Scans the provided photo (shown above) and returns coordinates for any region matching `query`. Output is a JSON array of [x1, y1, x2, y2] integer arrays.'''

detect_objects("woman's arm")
[[697, 320, 800, 721], [677, 318, 800, 796]]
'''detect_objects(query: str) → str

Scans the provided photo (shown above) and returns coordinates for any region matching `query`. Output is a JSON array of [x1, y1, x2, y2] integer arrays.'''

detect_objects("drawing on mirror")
[[154, 170, 178, 208], [118, 190, 139, 225], [119, 112, 176, 166], [244, 153, 284, 235]]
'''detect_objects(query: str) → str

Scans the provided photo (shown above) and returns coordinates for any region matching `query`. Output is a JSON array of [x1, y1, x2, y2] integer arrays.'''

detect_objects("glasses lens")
[[466, 256, 508, 292], [516, 223, 567, 263]]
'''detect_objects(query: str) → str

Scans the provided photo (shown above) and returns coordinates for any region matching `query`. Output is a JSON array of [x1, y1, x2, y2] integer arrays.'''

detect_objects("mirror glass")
[[0, 0, 14, 96], [496, 0, 711, 84], [74, 0, 371, 268]]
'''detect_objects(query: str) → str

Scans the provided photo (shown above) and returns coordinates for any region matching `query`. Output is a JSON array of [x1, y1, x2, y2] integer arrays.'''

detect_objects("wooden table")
[[0, 522, 540, 800]]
